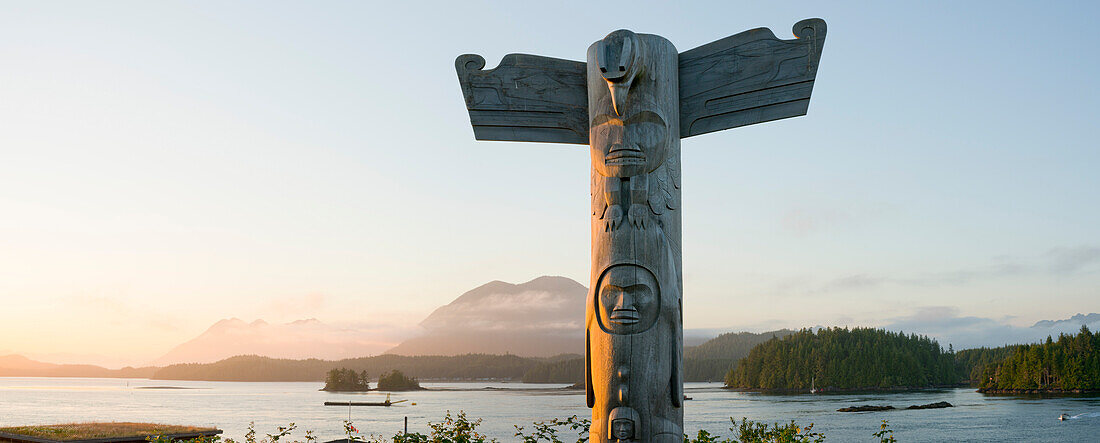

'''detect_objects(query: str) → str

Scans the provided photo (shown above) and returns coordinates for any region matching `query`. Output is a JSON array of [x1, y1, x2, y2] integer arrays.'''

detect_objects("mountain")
[[385, 276, 587, 357], [1032, 313, 1100, 328], [0, 354, 156, 378], [151, 318, 400, 366]]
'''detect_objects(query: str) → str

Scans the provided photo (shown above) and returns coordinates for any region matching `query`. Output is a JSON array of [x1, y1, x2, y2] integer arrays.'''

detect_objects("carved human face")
[[596, 264, 660, 334], [590, 110, 669, 178], [611, 418, 635, 440]]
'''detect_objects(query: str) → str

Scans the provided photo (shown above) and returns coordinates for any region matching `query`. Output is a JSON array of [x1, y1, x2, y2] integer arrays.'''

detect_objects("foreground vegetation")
[[978, 326, 1099, 392], [127, 413, 900, 443], [725, 328, 959, 391], [0, 423, 216, 441]]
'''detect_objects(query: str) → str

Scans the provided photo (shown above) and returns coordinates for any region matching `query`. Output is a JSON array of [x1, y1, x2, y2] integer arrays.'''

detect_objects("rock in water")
[[837, 405, 895, 412], [907, 401, 953, 409]]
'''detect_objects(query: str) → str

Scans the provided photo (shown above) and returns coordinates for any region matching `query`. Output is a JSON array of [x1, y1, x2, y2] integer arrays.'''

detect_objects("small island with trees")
[[376, 369, 423, 391], [321, 368, 371, 391], [322, 368, 423, 392]]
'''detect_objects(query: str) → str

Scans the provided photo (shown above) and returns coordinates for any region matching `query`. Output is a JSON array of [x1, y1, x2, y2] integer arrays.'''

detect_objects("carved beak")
[[597, 29, 638, 117], [608, 80, 631, 117]]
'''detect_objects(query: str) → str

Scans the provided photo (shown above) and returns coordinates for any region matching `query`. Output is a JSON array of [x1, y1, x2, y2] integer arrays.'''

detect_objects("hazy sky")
[[2, 1, 1098, 367]]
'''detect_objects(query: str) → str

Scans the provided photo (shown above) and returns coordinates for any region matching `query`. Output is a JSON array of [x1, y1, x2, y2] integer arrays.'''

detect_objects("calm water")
[[1, 378, 1097, 442]]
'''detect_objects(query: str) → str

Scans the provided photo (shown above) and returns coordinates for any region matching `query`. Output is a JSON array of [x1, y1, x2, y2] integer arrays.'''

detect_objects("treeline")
[[153, 354, 543, 382], [521, 330, 795, 384], [521, 357, 583, 384], [377, 369, 422, 391], [978, 326, 1099, 392], [323, 368, 370, 391], [725, 327, 960, 391], [955, 345, 1018, 383], [683, 330, 795, 381]]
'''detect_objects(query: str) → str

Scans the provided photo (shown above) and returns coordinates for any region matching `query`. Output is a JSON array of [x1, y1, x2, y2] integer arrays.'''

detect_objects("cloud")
[[1047, 246, 1100, 274], [812, 255, 1033, 294], [882, 307, 1100, 349]]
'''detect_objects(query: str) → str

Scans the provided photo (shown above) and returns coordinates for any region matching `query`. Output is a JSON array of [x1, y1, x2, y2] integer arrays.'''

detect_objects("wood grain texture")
[[678, 18, 827, 138], [455, 53, 588, 144], [586, 31, 683, 443]]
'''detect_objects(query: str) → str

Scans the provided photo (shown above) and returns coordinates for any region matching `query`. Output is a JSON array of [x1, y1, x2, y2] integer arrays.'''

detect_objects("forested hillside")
[[955, 345, 1019, 383], [978, 326, 1099, 392], [153, 354, 541, 382], [683, 330, 796, 381], [725, 328, 960, 391], [521, 357, 584, 384]]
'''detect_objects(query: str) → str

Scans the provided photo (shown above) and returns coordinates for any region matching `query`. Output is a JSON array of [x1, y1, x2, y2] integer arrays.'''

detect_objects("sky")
[[1, 1, 1098, 367]]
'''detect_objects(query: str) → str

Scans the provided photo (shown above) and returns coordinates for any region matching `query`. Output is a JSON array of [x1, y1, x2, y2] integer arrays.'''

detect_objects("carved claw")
[[606, 205, 624, 231], [628, 204, 648, 230]]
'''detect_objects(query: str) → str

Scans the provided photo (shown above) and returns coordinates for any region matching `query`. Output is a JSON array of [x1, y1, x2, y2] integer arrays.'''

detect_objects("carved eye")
[[628, 284, 652, 304]]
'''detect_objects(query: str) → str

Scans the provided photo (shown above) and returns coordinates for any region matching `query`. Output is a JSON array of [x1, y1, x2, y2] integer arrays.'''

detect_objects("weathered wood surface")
[[456, 18, 826, 144], [678, 18, 827, 138], [585, 30, 683, 443], [455, 53, 588, 144]]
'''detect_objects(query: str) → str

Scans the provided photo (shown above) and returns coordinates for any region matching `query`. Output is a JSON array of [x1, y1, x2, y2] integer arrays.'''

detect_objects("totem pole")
[[456, 19, 827, 442]]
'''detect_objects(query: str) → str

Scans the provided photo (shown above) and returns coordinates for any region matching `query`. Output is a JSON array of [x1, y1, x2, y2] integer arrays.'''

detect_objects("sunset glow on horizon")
[[2, 1, 1099, 368]]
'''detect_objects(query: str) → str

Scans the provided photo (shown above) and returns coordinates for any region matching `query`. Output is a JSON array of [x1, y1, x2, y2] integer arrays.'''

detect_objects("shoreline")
[[978, 388, 1100, 395], [724, 383, 971, 394]]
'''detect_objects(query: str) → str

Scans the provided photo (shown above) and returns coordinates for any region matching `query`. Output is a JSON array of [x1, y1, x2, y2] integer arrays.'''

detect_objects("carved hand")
[[605, 205, 624, 231], [628, 203, 648, 230]]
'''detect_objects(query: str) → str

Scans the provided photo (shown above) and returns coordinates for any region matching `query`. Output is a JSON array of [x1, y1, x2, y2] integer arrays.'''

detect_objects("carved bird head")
[[596, 29, 640, 116]]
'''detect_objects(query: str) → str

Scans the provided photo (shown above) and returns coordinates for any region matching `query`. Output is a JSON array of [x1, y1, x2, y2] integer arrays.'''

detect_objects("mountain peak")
[[1032, 313, 1100, 328], [390, 276, 588, 357]]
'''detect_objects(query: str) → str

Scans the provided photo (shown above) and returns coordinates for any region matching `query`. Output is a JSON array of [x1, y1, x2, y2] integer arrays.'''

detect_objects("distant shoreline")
[[977, 388, 1100, 395], [724, 383, 971, 394]]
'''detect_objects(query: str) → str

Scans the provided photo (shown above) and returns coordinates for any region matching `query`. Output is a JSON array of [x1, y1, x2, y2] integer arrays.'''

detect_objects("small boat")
[[810, 376, 817, 394], [1059, 414, 1069, 421]]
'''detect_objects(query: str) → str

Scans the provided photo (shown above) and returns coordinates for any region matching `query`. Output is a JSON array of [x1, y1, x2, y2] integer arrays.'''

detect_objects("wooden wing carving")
[[678, 18, 827, 138], [456, 54, 588, 144]]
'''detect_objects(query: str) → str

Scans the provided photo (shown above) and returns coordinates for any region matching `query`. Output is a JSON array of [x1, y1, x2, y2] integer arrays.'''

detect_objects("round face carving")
[[595, 264, 660, 335], [590, 110, 669, 178], [611, 419, 634, 440]]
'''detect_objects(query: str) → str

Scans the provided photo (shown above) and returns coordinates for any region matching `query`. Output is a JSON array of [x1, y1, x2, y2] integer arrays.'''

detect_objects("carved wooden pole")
[[455, 19, 826, 443], [585, 31, 683, 442]]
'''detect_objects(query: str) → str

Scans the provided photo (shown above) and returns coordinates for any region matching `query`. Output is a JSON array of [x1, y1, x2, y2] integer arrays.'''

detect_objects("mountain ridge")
[[1032, 312, 1100, 328]]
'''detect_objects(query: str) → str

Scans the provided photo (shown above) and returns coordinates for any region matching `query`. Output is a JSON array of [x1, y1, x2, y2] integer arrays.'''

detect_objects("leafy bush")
[[145, 412, 906, 443], [513, 415, 589, 443]]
